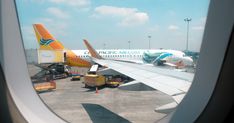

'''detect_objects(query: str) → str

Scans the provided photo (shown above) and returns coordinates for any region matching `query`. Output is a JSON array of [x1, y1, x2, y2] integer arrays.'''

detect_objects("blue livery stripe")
[[40, 39, 54, 46]]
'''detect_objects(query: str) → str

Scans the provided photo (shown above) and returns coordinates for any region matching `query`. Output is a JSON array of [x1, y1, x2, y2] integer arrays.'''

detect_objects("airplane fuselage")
[[72, 49, 194, 67]]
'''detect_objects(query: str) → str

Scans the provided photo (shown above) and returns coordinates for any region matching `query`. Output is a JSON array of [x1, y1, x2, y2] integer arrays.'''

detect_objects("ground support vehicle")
[[33, 81, 56, 92]]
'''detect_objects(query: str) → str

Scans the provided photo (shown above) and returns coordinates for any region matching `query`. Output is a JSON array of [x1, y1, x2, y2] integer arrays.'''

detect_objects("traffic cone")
[[95, 87, 98, 94]]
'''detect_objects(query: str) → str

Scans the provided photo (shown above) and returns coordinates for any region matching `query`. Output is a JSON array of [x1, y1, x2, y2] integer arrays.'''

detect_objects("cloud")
[[120, 12, 149, 26], [93, 5, 149, 26], [94, 6, 137, 16], [49, 0, 91, 8], [168, 25, 179, 30], [46, 7, 70, 19]]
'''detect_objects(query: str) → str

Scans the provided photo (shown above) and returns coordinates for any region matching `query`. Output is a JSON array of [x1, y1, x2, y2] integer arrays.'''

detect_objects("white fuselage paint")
[[73, 49, 147, 63], [72, 49, 193, 67]]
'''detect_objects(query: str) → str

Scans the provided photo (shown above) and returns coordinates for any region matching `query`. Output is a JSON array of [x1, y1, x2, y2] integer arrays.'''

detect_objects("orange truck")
[[84, 74, 106, 87], [84, 74, 121, 87], [33, 81, 56, 92], [83, 64, 122, 87]]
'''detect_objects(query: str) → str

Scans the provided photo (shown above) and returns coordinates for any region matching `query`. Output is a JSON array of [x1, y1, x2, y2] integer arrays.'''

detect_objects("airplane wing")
[[91, 57, 193, 97]]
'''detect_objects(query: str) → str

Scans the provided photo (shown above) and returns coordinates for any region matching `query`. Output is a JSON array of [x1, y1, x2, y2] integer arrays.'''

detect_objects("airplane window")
[[15, 0, 210, 122]]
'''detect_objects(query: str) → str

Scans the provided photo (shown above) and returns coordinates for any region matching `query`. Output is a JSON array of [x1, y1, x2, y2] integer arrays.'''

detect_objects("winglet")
[[83, 39, 103, 59]]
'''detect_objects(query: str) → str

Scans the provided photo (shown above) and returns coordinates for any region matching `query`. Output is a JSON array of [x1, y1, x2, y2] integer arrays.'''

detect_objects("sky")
[[16, 0, 210, 51]]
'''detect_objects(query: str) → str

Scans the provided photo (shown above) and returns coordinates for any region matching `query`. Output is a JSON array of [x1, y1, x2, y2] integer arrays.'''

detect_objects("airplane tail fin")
[[83, 39, 103, 59], [33, 24, 65, 50]]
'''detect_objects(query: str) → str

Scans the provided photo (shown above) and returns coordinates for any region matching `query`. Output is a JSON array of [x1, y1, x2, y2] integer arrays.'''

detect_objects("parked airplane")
[[142, 50, 194, 68], [83, 39, 194, 112], [33, 24, 91, 67], [82, 40, 194, 68]]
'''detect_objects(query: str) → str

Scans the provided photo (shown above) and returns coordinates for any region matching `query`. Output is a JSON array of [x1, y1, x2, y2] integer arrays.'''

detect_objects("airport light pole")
[[103, 43, 106, 49], [148, 35, 151, 49], [184, 18, 192, 51], [128, 41, 131, 49]]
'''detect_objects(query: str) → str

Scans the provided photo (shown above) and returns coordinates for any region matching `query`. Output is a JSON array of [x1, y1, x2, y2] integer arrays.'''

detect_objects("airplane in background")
[[83, 39, 194, 68], [33, 24, 91, 67], [83, 39, 194, 112], [142, 50, 194, 68]]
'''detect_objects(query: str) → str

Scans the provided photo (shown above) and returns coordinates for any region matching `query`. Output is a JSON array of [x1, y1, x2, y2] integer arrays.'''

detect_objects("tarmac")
[[27, 64, 176, 123], [38, 77, 173, 123]]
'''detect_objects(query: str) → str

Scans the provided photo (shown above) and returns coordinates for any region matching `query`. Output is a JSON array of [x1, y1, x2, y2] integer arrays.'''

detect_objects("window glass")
[[16, 0, 210, 122]]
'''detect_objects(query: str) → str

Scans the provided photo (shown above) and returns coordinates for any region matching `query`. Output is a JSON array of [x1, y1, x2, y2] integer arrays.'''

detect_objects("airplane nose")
[[188, 57, 193, 62], [185, 57, 194, 66]]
